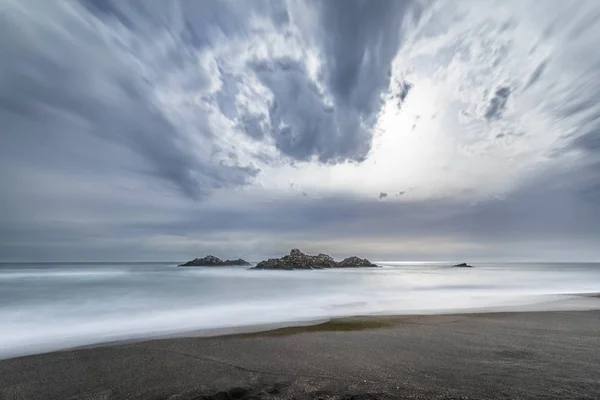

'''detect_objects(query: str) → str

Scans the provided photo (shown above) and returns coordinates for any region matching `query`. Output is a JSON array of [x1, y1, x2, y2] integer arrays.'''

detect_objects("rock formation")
[[337, 256, 378, 268], [179, 255, 251, 267], [451, 262, 474, 268], [252, 249, 378, 270]]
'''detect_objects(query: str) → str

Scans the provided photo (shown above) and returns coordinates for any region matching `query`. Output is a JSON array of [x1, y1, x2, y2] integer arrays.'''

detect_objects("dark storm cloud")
[[315, 0, 414, 116], [0, 0, 418, 196], [250, 0, 418, 162], [250, 57, 371, 162], [238, 114, 267, 141], [0, 1, 259, 199], [484, 86, 511, 120]]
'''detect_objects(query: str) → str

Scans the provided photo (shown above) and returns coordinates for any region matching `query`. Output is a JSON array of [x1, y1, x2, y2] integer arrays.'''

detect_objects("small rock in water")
[[451, 262, 474, 268]]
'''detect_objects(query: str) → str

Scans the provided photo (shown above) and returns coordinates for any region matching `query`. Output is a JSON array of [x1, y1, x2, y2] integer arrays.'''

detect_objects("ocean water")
[[1, 261, 600, 359]]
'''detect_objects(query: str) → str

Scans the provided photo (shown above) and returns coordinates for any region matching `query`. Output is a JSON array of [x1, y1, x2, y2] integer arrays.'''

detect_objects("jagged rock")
[[337, 256, 378, 268], [251, 249, 378, 270], [451, 262, 474, 268], [179, 255, 251, 267], [290, 248, 302, 257]]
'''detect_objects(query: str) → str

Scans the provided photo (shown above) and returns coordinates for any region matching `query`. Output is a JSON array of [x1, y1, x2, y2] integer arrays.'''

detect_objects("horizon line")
[[1, 260, 600, 264]]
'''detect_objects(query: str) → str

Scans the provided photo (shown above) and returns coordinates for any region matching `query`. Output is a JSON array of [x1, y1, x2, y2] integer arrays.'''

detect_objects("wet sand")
[[1, 311, 599, 399]]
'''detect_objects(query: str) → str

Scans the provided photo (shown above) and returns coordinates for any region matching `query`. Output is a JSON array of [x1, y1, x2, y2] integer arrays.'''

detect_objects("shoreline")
[[1, 309, 599, 399], [4, 292, 600, 361], [71, 291, 600, 346]]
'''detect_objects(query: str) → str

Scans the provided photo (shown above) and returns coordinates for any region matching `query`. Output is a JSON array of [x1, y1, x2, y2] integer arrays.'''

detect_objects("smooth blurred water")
[[1, 261, 600, 359]]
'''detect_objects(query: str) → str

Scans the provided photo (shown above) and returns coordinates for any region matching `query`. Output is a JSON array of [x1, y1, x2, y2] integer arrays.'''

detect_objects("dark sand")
[[1, 311, 599, 400]]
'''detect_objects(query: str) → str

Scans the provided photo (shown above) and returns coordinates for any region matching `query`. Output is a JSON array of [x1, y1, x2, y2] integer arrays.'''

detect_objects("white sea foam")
[[1, 262, 599, 359]]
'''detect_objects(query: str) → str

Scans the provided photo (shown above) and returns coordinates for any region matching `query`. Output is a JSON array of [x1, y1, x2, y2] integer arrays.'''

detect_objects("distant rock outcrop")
[[338, 256, 377, 268], [251, 249, 378, 270], [451, 262, 474, 268], [179, 255, 251, 267]]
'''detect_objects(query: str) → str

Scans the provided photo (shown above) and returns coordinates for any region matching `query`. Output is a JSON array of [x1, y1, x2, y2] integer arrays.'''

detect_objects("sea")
[[1, 261, 600, 359]]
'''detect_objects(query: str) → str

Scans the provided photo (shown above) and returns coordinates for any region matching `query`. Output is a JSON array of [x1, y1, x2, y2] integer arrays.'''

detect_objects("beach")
[[1, 310, 599, 400]]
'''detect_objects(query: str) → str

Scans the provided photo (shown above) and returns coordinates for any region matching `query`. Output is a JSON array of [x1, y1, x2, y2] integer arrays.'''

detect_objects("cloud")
[[523, 59, 549, 90], [250, 57, 372, 162], [221, 0, 421, 163], [0, 0, 260, 199], [313, 1, 415, 113], [0, 0, 421, 200], [395, 81, 413, 107], [2, 0, 600, 261], [484, 87, 511, 120]]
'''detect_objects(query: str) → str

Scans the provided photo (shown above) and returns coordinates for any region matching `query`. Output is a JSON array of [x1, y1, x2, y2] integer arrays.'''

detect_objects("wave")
[[1, 262, 599, 359], [2, 292, 593, 360], [0, 270, 129, 280]]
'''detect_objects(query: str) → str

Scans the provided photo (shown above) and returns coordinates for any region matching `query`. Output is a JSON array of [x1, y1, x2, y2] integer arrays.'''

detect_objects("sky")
[[1, 0, 600, 262]]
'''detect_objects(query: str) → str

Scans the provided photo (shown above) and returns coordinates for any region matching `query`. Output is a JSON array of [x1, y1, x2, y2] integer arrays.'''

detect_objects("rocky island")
[[251, 248, 378, 270], [451, 262, 474, 268], [178, 255, 251, 267]]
